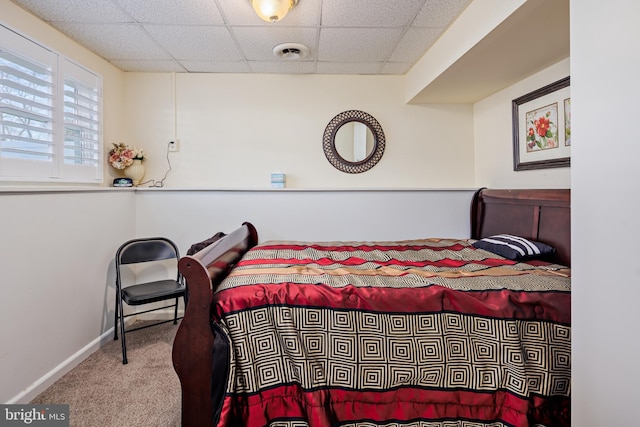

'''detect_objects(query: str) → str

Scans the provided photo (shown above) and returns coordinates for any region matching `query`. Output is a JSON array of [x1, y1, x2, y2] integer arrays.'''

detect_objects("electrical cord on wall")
[[138, 141, 174, 188]]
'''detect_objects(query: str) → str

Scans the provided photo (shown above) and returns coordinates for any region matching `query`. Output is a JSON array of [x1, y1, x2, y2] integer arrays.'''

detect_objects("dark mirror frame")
[[323, 110, 385, 174]]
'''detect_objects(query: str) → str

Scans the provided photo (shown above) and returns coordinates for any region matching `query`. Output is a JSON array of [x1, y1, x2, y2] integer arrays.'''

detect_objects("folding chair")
[[114, 237, 186, 364]]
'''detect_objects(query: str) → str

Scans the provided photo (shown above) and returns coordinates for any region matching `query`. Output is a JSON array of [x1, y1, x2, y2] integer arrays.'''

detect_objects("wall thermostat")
[[113, 178, 133, 187]]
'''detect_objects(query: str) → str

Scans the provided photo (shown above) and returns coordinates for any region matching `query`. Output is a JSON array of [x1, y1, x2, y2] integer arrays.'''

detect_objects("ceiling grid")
[[9, 0, 472, 74]]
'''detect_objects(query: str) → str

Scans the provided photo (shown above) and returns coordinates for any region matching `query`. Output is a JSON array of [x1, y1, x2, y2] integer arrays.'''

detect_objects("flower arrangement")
[[108, 143, 145, 169]]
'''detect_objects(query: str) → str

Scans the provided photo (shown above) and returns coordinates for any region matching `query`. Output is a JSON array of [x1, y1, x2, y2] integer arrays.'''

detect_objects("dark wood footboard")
[[172, 222, 258, 427]]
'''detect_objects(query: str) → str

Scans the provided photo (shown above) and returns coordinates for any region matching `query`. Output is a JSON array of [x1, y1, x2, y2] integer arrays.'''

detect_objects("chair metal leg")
[[119, 297, 128, 365], [114, 289, 119, 340]]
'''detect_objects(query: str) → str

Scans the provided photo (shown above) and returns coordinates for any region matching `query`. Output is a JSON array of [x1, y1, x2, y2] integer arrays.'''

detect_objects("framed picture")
[[512, 76, 570, 170]]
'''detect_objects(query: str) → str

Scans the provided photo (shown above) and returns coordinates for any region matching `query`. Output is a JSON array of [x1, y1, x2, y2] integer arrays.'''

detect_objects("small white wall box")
[[271, 173, 286, 188]]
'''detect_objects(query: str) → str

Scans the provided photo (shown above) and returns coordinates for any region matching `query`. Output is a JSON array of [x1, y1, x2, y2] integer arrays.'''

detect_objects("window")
[[0, 24, 103, 183], [62, 59, 101, 173]]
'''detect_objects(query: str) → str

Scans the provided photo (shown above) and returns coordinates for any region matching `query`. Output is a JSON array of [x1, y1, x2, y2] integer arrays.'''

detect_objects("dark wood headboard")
[[471, 188, 571, 266]]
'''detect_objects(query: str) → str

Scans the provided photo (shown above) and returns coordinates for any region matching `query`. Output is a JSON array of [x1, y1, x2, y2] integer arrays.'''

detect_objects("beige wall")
[[1, 0, 571, 194], [121, 73, 475, 189], [405, 0, 526, 102], [473, 58, 571, 188]]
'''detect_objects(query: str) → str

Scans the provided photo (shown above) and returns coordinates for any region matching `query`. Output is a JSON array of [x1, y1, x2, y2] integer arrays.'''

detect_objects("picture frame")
[[512, 76, 570, 170]]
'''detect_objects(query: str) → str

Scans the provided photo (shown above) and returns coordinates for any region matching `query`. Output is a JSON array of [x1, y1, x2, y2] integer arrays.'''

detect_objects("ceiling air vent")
[[273, 43, 310, 60]]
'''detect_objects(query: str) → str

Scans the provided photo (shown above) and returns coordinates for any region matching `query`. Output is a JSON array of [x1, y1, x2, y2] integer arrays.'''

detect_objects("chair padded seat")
[[121, 279, 185, 305]]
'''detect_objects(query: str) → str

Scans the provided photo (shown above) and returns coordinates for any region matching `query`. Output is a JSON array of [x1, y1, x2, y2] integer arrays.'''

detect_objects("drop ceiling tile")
[[10, 0, 133, 23], [143, 25, 243, 61], [114, 0, 225, 25], [52, 23, 171, 60], [321, 0, 423, 27], [179, 61, 251, 73], [110, 59, 187, 72], [412, 0, 472, 28], [316, 62, 382, 75], [7, 0, 482, 74], [318, 28, 402, 62], [248, 61, 316, 74], [209, 0, 264, 26], [388, 27, 441, 62], [232, 27, 317, 61], [217, 0, 321, 26]]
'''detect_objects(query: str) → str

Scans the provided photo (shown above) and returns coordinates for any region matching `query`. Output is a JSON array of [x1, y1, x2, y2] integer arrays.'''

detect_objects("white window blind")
[[61, 58, 102, 181], [0, 24, 103, 183]]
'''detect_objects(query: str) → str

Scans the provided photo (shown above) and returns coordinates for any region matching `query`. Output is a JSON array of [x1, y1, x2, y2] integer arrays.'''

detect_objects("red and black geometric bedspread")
[[211, 238, 571, 427]]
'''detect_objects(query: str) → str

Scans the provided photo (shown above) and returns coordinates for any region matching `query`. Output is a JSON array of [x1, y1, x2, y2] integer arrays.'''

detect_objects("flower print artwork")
[[512, 76, 570, 170], [564, 98, 571, 146], [525, 103, 558, 152]]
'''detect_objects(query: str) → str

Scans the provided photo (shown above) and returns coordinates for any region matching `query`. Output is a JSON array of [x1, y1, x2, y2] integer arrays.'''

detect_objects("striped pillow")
[[472, 234, 555, 260]]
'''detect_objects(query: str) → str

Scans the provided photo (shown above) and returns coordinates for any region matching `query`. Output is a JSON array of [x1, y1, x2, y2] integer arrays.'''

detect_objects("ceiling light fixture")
[[250, 0, 298, 23]]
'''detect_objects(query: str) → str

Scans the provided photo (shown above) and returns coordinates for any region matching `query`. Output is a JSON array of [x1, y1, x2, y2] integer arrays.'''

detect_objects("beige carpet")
[[31, 320, 181, 427]]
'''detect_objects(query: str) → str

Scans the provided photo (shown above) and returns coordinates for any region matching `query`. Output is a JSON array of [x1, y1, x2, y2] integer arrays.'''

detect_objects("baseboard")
[[8, 328, 116, 404]]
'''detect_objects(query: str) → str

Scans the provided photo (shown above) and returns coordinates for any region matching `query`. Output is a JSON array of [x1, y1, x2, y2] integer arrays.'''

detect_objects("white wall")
[[0, 190, 135, 403], [473, 58, 571, 188], [571, 0, 640, 424], [134, 189, 477, 251], [120, 73, 475, 189]]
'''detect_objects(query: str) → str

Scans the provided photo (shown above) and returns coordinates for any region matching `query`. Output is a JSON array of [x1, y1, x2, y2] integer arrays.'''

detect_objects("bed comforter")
[[210, 238, 571, 427]]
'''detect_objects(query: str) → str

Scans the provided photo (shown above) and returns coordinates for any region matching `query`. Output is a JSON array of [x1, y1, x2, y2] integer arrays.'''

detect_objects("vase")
[[124, 159, 145, 186]]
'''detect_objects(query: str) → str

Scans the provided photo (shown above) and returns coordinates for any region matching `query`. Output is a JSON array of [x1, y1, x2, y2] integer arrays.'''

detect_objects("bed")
[[172, 188, 571, 427]]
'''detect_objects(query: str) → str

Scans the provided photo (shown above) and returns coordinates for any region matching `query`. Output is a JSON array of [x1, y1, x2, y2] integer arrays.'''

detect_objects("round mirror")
[[323, 110, 385, 174], [334, 122, 375, 162]]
